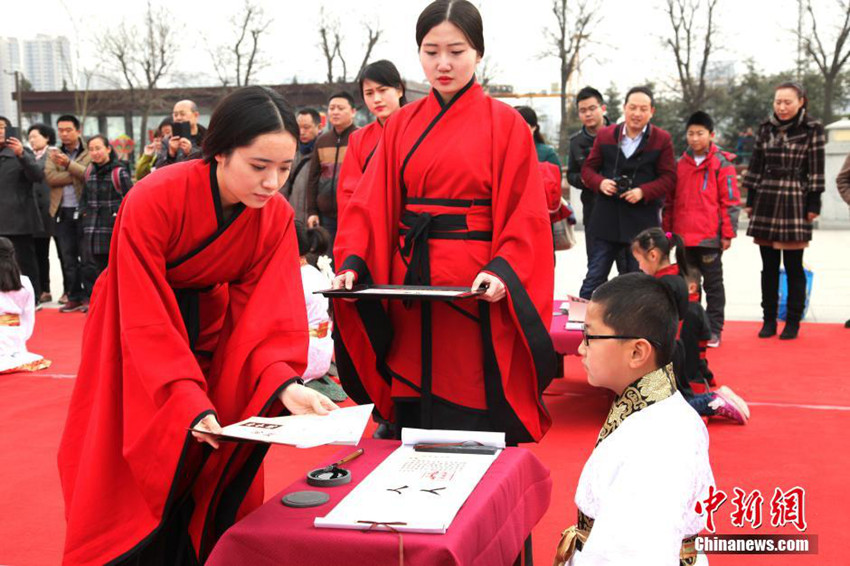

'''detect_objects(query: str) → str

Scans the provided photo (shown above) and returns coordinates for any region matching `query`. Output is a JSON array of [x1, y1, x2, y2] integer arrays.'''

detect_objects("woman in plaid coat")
[[742, 82, 824, 340], [79, 134, 132, 302]]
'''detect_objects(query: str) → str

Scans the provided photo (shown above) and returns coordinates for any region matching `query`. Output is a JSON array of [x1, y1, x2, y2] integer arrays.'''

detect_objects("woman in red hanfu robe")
[[58, 87, 337, 566], [333, 1, 556, 445], [337, 60, 407, 217]]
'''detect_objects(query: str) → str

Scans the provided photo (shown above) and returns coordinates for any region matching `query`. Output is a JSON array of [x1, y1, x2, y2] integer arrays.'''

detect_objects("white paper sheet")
[[212, 404, 373, 448], [315, 428, 503, 534], [400, 427, 506, 449], [346, 287, 476, 297], [567, 294, 589, 323]]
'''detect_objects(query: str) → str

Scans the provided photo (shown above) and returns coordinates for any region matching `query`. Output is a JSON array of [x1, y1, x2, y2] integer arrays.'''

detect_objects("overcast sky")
[[6, 0, 818, 97]]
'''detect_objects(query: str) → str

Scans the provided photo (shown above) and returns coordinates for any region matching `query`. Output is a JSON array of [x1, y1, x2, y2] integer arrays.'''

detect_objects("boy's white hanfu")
[[557, 364, 714, 566], [0, 276, 50, 373]]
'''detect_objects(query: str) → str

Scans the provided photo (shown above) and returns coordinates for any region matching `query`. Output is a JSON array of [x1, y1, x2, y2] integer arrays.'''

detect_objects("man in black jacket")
[[0, 117, 44, 301], [567, 87, 628, 277], [281, 108, 322, 224], [579, 86, 676, 299]]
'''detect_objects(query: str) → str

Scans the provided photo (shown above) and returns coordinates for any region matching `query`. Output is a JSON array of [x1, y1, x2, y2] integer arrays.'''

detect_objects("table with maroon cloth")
[[550, 300, 583, 377], [207, 438, 552, 566]]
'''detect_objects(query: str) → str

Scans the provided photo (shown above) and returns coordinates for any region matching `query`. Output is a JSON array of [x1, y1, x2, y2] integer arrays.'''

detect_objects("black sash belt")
[[396, 198, 492, 428], [173, 286, 214, 353], [399, 210, 492, 287]]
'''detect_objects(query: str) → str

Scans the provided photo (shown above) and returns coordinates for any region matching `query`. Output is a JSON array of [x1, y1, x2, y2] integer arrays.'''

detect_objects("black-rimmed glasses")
[[582, 326, 660, 348]]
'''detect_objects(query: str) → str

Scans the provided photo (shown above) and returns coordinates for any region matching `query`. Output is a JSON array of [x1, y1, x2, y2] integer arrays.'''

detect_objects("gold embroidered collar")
[[595, 363, 677, 446]]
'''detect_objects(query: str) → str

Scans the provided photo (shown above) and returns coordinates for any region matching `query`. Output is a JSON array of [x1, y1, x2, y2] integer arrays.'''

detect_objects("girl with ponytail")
[[631, 228, 750, 424], [295, 222, 347, 401], [631, 227, 690, 280]]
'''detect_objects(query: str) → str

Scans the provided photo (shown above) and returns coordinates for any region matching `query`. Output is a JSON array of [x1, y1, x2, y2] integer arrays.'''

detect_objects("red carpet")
[[1, 311, 847, 565]]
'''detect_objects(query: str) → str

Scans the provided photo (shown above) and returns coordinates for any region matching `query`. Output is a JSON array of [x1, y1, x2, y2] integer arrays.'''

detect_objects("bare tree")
[[317, 7, 383, 83], [334, 31, 349, 82], [208, 0, 272, 87], [478, 56, 500, 90], [318, 8, 341, 83], [58, 0, 98, 128], [356, 23, 382, 79], [97, 0, 177, 151], [663, 0, 719, 116], [57, 44, 95, 127], [800, 0, 850, 122], [543, 0, 597, 159]]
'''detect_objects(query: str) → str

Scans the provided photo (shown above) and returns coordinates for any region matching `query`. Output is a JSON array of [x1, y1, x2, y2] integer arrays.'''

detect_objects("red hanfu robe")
[[333, 80, 556, 444], [58, 159, 308, 566], [337, 119, 384, 216]]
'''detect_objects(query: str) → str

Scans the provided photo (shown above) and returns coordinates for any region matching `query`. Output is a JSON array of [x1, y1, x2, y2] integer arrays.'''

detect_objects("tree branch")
[[357, 23, 382, 78], [333, 31, 347, 82]]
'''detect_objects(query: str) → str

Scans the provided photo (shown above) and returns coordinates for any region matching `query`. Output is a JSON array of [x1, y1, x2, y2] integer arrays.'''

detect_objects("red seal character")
[[770, 486, 807, 532], [695, 485, 728, 533], [730, 487, 764, 529]]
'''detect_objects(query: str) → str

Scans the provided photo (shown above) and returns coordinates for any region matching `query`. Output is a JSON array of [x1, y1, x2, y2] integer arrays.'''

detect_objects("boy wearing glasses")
[[555, 273, 715, 566]]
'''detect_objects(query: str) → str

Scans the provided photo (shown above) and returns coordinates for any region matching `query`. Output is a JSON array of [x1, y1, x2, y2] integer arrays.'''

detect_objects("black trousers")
[[579, 238, 639, 299], [2, 234, 40, 301], [34, 236, 51, 295], [81, 245, 108, 299], [55, 207, 84, 302], [759, 246, 806, 322], [685, 246, 726, 335], [581, 196, 627, 279]]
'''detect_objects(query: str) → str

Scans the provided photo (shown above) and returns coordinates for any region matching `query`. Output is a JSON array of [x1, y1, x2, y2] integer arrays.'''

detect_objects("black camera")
[[614, 175, 633, 193]]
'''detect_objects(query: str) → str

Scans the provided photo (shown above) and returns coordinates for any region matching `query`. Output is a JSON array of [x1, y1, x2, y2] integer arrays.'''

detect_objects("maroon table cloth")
[[207, 438, 552, 566], [549, 300, 582, 356]]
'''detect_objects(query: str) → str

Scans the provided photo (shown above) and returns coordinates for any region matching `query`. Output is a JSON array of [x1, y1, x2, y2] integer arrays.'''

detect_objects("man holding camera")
[[0, 117, 44, 303], [568, 87, 627, 277], [578, 86, 675, 299], [157, 99, 206, 167]]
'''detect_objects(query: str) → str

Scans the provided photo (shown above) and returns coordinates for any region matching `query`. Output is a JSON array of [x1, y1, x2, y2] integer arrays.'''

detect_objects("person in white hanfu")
[[0, 237, 50, 374], [555, 272, 714, 566], [296, 222, 347, 402]]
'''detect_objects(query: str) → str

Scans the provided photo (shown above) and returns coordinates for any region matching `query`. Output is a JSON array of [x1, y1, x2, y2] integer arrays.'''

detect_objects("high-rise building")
[[0, 37, 23, 122], [0, 35, 74, 126], [23, 35, 74, 92]]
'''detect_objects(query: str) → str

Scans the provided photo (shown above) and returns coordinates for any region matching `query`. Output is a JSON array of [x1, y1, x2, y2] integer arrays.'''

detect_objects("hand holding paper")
[[191, 414, 223, 449], [280, 383, 339, 415]]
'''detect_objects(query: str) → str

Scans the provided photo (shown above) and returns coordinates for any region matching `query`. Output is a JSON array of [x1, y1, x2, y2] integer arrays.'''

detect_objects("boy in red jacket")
[[663, 111, 741, 347]]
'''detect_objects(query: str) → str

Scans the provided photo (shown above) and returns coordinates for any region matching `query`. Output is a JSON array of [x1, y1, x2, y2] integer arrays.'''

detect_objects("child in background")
[[681, 267, 715, 390], [295, 221, 347, 402], [632, 228, 749, 424], [682, 268, 750, 423], [555, 273, 714, 565], [663, 111, 741, 347], [0, 237, 51, 374]]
